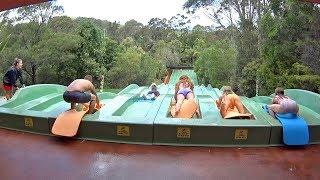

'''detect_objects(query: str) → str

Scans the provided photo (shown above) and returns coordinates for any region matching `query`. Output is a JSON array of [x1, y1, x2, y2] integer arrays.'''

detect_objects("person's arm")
[[216, 94, 224, 109], [216, 99, 221, 109], [272, 96, 278, 104]]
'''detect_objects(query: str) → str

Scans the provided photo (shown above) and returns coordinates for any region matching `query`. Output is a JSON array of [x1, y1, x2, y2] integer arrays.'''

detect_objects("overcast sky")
[[56, 0, 213, 27]]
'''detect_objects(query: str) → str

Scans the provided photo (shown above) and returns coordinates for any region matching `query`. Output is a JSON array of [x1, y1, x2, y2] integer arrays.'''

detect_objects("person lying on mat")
[[173, 75, 199, 115], [267, 87, 299, 118], [216, 86, 245, 118], [141, 83, 160, 100], [63, 75, 100, 114]]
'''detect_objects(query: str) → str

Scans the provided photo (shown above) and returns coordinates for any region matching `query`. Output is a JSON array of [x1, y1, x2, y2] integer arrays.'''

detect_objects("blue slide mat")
[[263, 105, 309, 146]]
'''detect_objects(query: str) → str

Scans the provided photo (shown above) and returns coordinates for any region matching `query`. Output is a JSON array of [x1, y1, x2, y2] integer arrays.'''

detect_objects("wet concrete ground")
[[0, 128, 319, 180]]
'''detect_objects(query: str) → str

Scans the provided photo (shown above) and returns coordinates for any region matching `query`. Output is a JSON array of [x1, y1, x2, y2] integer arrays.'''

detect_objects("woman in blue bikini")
[[173, 75, 196, 113]]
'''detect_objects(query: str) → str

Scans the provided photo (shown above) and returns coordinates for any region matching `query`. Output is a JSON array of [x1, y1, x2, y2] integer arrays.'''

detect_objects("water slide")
[[0, 70, 319, 146]]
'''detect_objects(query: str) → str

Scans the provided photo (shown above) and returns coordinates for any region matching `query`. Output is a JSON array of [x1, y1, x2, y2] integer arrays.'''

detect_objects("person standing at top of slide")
[[2, 58, 24, 100]]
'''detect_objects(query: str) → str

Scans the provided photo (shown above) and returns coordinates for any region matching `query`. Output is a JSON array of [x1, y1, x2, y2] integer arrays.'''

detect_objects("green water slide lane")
[[112, 84, 169, 118], [168, 69, 198, 86], [251, 90, 320, 125]]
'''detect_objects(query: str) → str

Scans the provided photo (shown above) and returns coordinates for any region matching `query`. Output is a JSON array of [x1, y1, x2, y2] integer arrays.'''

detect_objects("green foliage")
[[107, 45, 142, 88], [0, 34, 10, 53], [108, 38, 165, 88], [153, 40, 181, 67], [287, 75, 320, 93], [33, 32, 80, 84], [195, 39, 237, 88], [256, 1, 320, 95], [240, 60, 261, 97], [48, 16, 77, 33], [235, 27, 259, 76]]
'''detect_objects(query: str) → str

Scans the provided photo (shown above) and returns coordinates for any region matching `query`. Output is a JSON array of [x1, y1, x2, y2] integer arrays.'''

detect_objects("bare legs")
[[186, 92, 195, 100], [69, 94, 97, 114], [268, 104, 282, 118], [88, 94, 97, 114], [71, 102, 76, 110], [2, 84, 13, 100], [267, 104, 299, 118], [175, 94, 185, 113], [4, 90, 12, 100], [175, 92, 196, 114]]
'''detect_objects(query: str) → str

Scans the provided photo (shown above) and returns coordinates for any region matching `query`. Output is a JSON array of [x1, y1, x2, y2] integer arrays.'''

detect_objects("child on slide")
[[216, 86, 245, 118], [141, 83, 160, 100], [172, 75, 199, 116], [267, 87, 299, 118]]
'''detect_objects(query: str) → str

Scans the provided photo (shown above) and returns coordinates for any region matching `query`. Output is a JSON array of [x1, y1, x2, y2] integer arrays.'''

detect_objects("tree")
[[74, 20, 107, 80], [257, 1, 320, 94], [168, 14, 191, 30], [148, 18, 171, 41], [184, 0, 268, 91], [195, 39, 237, 88], [48, 16, 77, 33], [108, 39, 144, 88], [0, 25, 10, 52], [0, 2, 64, 84], [15, 1, 63, 24], [33, 32, 80, 84], [153, 40, 181, 67], [241, 60, 261, 97]]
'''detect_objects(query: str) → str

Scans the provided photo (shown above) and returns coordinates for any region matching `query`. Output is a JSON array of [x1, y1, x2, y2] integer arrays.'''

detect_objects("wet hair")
[[222, 86, 233, 95], [275, 87, 284, 95], [179, 75, 189, 81], [84, 75, 93, 82], [150, 83, 157, 89], [13, 58, 22, 66]]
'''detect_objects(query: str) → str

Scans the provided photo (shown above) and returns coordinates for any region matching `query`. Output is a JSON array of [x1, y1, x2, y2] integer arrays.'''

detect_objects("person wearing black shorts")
[[63, 75, 99, 114]]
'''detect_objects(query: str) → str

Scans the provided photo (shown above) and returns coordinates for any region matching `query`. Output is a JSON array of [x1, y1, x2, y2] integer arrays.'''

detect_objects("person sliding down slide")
[[171, 75, 200, 118], [216, 86, 247, 118], [262, 87, 308, 146], [141, 83, 160, 100], [267, 87, 299, 117]]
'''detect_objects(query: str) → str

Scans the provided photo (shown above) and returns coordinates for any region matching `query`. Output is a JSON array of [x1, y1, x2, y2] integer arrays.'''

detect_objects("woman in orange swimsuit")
[[216, 86, 245, 118]]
